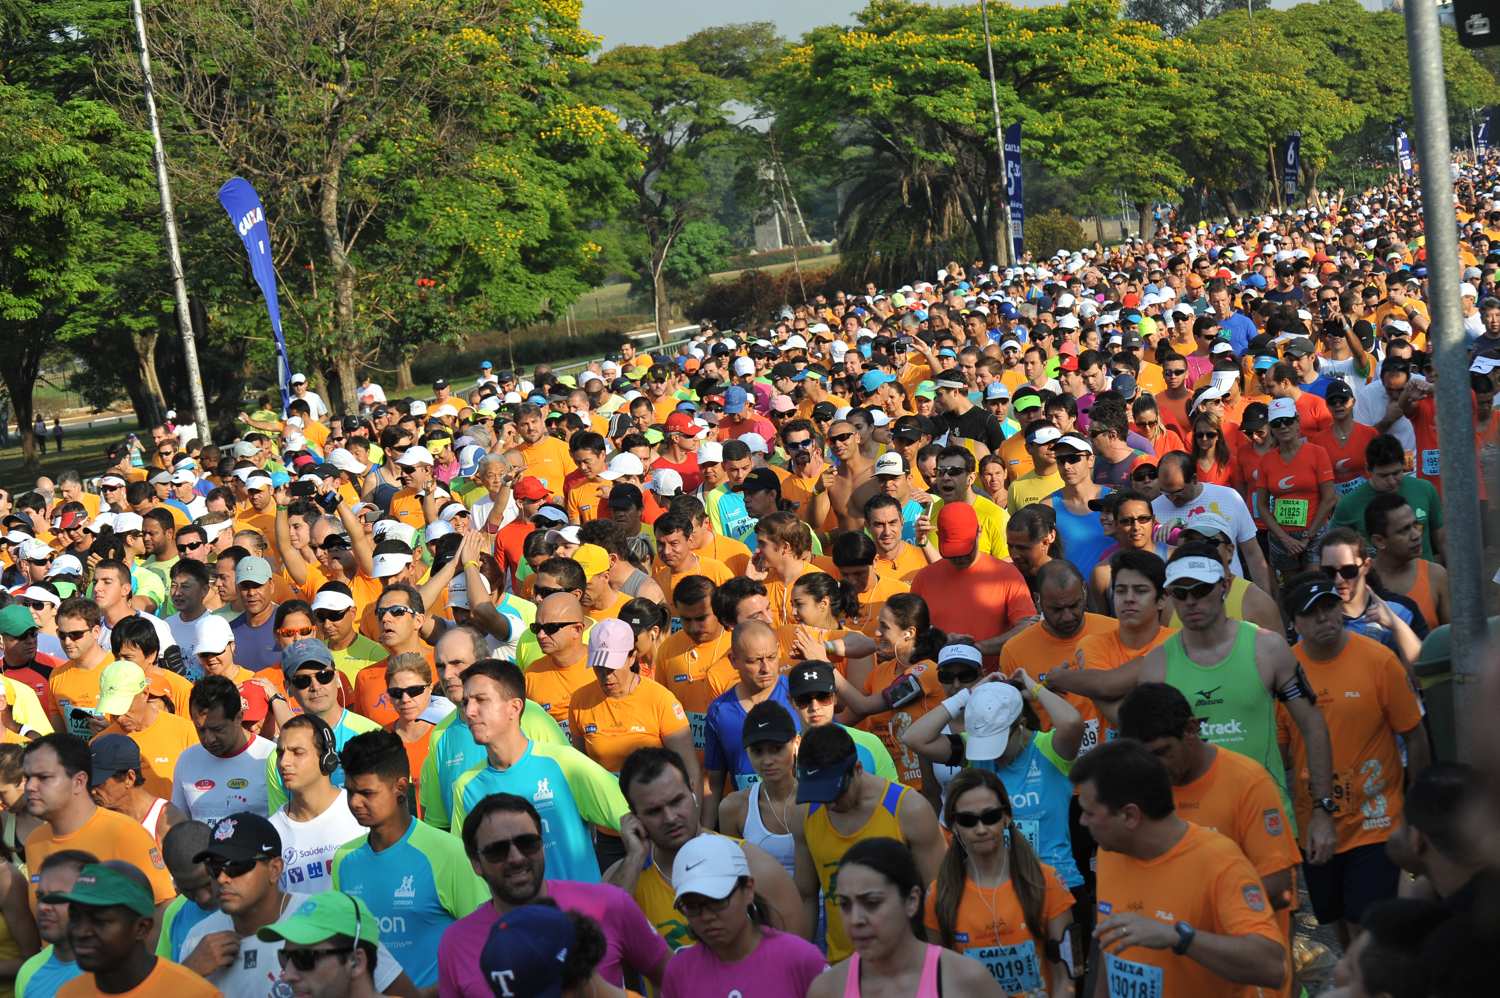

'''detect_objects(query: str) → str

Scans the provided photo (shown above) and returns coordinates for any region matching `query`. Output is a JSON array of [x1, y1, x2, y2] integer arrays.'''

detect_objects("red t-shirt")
[[1310, 423, 1379, 493], [1259, 441, 1333, 533], [651, 453, 702, 493], [1294, 391, 1333, 434]]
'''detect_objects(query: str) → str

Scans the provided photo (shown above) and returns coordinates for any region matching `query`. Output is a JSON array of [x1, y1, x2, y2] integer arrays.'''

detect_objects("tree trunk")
[[0, 351, 43, 474], [1095, 215, 1106, 244], [131, 330, 165, 416], [336, 356, 358, 414], [319, 157, 358, 414], [395, 355, 414, 391], [1135, 203, 1151, 243]]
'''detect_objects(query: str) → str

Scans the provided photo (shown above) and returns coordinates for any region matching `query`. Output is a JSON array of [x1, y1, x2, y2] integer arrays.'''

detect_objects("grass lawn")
[[0, 419, 139, 495]]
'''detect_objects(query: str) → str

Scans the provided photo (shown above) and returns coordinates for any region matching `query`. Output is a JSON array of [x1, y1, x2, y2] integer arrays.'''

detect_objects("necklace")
[[760, 781, 793, 834], [966, 854, 1012, 943]]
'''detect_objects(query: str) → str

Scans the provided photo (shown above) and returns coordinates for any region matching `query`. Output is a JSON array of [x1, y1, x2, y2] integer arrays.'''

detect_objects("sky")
[[580, 0, 1384, 49]]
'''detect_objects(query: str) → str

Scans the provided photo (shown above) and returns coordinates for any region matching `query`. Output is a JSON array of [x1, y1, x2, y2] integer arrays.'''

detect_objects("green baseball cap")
[[914, 380, 936, 400], [257, 891, 381, 947], [1012, 394, 1043, 413], [42, 862, 155, 918], [0, 604, 37, 638]]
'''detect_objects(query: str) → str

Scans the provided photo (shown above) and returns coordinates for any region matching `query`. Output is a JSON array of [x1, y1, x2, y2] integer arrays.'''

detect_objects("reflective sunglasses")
[[477, 833, 544, 864], [314, 608, 351, 623], [290, 668, 337, 690], [531, 620, 581, 636], [951, 807, 1007, 828], [386, 684, 428, 702], [375, 604, 417, 619], [1167, 581, 1217, 602], [786, 438, 815, 450], [276, 626, 316, 640]]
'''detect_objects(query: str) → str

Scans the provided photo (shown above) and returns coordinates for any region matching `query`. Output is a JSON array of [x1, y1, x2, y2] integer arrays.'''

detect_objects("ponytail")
[[793, 572, 860, 625]]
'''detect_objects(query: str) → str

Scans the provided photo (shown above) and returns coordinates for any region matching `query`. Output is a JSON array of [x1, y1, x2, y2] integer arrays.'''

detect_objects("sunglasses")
[[1055, 453, 1088, 466], [793, 691, 835, 709], [828, 432, 856, 445], [317, 539, 351, 552], [277, 626, 315, 640], [1131, 467, 1158, 482], [59, 629, 91, 642], [15, 599, 47, 612], [1326, 563, 1361, 580], [278, 947, 353, 971], [180, 539, 206, 551], [533, 585, 573, 600], [952, 806, 1007, 828], [477, 833, 544, 864], [1269, 417, 1298, 429], [786, 438, 814, 450], [386, 684, 428, 702], [290, 668, 337, 690], [375, 604, 417, 619], [206, 855, 267, 880], [937, 667, 980, 685], [1167, 582, 1217, 602], [1164, 368, 1188, 377], [676, 891, 740, 918], [1195, 431, 1220, 440], [1115, 514, 1154, 527], [933, 466, 968, 478], [531, 620, 581, 636], [314, 608, 350, 623]]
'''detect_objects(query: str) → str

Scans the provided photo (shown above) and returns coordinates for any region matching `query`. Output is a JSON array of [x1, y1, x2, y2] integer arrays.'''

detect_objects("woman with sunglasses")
[[926, 768, 1076, 998], [381, 652, 451, 817], [1187, 411, 1233, 486], [808, 837, 1004, 998], [1255, 396, 1337, 584], [661, 833, 825, 998]]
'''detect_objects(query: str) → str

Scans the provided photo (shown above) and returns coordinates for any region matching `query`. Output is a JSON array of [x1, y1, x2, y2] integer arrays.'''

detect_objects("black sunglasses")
[[314, 608, 350, 623], [786, 439, 814, 450], [531, 620, 581, 636], [792, 691, 835, 709], [1056, 453, 1088, 466], [386, 684, 428, 702], [937, 667, 980, 685], [952, 806, 1006, 828], [828, 432, 856, 445], [278, 948, 352, 972], [1167, 581, 1216, 602], [1270, 417, 1298, 429], [206, 855, 269, 880], [1131, 467, 1158, 482], [533, 585, 574, 600], [1326, 563, 1361, 580], [290, 668, 337, 690], [477, 833, 544, 864]]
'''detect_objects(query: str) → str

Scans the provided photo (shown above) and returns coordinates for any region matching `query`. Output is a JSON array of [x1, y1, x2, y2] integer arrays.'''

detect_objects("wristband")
[[464, 560, 481, 569], [942, 688, 972, 716], [823, 639, 838, 657], [1028, 681, 1044, 699]]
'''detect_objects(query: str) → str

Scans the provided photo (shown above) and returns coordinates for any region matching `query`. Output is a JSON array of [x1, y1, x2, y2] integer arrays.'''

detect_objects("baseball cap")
[[235, 556, 273, 587], [194, 812, 282, 864], [1284, 575, 1342, 617], [585, 619, 633, 672], [770, 394, 797, 414], [722, 385, 749, 414], [1112, 374, 1139, 401], [664, 411, 700, 436], [238, 681, 270, 724], [795, 747, 857, 804], [647, 467, 684, 497], [1024, 426, 1059, 451], [1164, 555, 1226, 587], [395, 445, 434, 467], [742, 700, 799, 747], [1052, 433, 1094, 454], [573, 543, 611, 580], [97, 660, 148, 715], [280, 638, 335, 677], [0, 605, 37, 638], [88, 734, 142, 788], [965, 683, 1024, 762], [478, 905, 575, 998], [891, 415, 934, 441], [258, 890, 381, 947], [18, 539, 51, 562], [600, 452, 645, 481], [984, 382, 1011, 401], [873, 452, 906, 478], [371, 540, 415, 579], [1183, 511, 1234, 542], [607, 483, 644, 510], [697, 441, 723, 465], [936, 502, 979, 558], [1240, 402, 1270, 431], [195, 614, 235, 656], [19, 585, 59, 607], [740, 467, 781, 495], [512, 476, 549, 501], [1012, 393, 1043, 413], [672, 834, 751, 903], [1324, 379, 1354, 404], [1267, 397, 1298, 421], [787, 661, 837, 700], [448, 571, 492, 611], [860, 370, 897, 394], [111, 512, 144, 534], [325, 448, 367, 475], [1282, 336, 1316, 358], [41, 863, 156, 919]]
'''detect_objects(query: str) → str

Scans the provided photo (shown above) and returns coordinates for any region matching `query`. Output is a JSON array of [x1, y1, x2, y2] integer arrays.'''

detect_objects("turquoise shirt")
[[844, 723, 899, 783], [450, 739, 629, 883], [418, 699, 567, 831], [976, 730, 1081, 887], [266, 709, 381, 812], [15, 946, 82, 998], [154, 894, 217, 961], [333, 817, 490, 988]]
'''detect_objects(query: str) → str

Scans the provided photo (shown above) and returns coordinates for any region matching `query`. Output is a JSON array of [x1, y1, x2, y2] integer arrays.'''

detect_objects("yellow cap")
[[573, 543, 611, 580], [97, 660, 148, 715]]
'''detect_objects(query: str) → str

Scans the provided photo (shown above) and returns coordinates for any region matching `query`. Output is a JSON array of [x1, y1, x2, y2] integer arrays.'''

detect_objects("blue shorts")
[[1302, 841, 1400, 925]]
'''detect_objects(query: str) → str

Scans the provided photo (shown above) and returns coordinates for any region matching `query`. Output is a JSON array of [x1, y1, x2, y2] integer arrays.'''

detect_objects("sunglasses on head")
[[477, 833, 544, 864], [937, 666, 980, 685], [531, 620, 581, 636], [386, 683, 428, 702], [951, 806, 1006, 828], [290, 668, 337, 690], [1167, 581, 1216, 601], [277, 626, 315, 640]]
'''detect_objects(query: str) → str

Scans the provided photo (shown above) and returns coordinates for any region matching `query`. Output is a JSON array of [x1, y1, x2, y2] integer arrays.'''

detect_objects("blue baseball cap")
[[998, 302, 1019, 319], [479, 905, 575, 998], [281, 638, 335, 678], [860, 370, 896, 394], [722, 385, 749, 415], [480, 360, 493, 369]]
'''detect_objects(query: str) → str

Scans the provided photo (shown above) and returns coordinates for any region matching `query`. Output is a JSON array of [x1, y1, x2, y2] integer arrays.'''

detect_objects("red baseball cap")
[[238, 681, 270, 725], [513, 476, 549, 502], [1057, 353, 1079, 373], [936, 502, 980, 558], [664, 412, 696, 435]]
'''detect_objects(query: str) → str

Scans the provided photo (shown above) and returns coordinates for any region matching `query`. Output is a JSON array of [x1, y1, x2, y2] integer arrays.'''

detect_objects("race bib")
[[1014, 818, 1041, 852], [1421, 449, 1441, 477], [1272, 497, 1309, 528], [973, 941, 1044, 993], [1078, 719, 1101, 755], [1335, 476, 1366, 496], [733, 772, 762, 791], [1105, 953, 1164, 998], [687, 711, 707, 751], [63, 703, 102, 740]]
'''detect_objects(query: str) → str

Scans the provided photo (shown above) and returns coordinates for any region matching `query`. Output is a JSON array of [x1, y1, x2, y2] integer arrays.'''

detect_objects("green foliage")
[[1026, 210, 1088, 259], [663, 221, 733, 289], [1123, 0, 1269, 38]]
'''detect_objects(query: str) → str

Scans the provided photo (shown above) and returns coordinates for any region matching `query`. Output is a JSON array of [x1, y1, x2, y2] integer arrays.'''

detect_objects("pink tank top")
[[843, 942, 943, 998]]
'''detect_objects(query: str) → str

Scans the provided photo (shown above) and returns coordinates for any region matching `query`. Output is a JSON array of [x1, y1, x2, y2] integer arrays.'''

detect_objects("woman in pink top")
[[809, 837, 1003, 998], [661, 834, 825, 997]]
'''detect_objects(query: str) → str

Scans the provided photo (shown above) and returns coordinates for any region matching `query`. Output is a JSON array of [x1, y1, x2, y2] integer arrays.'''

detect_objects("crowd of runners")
[[0, 159, 1495, 998]]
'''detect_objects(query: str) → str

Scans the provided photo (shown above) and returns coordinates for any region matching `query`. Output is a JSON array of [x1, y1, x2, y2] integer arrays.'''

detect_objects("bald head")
[[729, 619, 781, 690], [731, 618, 776, 655], [538, 592, 584, 624]]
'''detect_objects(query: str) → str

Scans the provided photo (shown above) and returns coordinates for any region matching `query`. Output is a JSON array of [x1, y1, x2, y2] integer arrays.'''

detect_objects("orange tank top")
[[1406, 559, 1438, 628]]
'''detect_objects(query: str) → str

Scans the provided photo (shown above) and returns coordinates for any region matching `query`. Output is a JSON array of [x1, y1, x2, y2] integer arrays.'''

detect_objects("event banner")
[[1004, 121, 1024, 261], [1479, 109, 1493, 156], [1282, 133, 1301, 198], [218, 177, 292, 410], [1396, 129, 1413, 174]]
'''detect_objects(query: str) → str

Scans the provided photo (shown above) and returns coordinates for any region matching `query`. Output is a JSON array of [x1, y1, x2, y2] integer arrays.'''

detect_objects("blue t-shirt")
[[450, 740, 629, 884], [230, 611, 280, 670], [417, 701, 567, 831], [975, 730, 1081, 887], [15, 946, 82, 998], [703, 678, 800, 790], [1049, 489, 1113, 577], [333, 818, 490, 988], [1218, 312, 1256, 355], [156, 895, 216, 961], [716, 491, 757, 549]]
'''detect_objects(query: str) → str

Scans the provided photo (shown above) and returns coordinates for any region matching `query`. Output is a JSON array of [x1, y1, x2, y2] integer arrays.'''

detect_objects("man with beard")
[[436, 791, 669, 997]]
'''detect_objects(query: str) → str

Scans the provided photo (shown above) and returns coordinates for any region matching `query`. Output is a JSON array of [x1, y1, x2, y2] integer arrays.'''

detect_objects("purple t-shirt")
[[437, 881, 669, 997], [661, 928, 827, 998]]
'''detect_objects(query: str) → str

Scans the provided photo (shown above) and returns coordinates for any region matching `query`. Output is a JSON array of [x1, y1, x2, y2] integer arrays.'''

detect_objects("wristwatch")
[[1314, 796, 1337, 815], [1172, 921, 1196, 955]]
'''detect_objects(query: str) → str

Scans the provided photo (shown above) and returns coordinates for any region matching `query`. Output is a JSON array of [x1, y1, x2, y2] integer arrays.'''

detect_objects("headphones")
[[306, 715, 340, 775]]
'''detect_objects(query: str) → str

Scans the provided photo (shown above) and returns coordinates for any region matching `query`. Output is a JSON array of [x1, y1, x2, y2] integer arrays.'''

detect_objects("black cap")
[[607, 483, 644, 510], [1240, 402, 1270, 431], [892, 415, 935, 441], [1283, 336, 1316, 358], [742, 700, 798, 746], [1283, 576, 1342, 618], [433, 378, 448, 390], [1324, 379, 1355, 403], [810, 401, 837, 422], [194, 812, 282, 864], [787, 661, 837, 699], [741, 467, 781, 495], [770, 362, 799, 381], [89, 734, 141, 789]]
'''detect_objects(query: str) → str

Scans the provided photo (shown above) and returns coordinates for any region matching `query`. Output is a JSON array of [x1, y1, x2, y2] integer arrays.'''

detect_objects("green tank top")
[[1164, 621, 1290, 814]]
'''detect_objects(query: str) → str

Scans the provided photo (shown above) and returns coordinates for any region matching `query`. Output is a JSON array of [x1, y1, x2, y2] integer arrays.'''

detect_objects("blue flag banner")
[[218, 177, 291, 411], [1480, 110, 1493, 156], [1396, 130, 1413, 175], [1003, 121, 1024, 261], [1282, 133, 1301, 198]]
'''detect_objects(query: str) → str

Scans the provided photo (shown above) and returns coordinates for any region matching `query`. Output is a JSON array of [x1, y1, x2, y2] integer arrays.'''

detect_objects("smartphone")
[[883, 673, 924, 710], [316, 491, 341, 513], [289, 480, 317, 499]]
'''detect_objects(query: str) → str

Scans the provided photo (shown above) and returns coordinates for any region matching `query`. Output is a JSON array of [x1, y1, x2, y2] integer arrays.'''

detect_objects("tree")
[[1124, 0, 1269, 38], [0, 83, 153, 469]]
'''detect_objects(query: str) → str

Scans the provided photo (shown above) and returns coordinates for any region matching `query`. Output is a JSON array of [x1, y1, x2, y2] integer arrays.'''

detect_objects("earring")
[[1003, 827, 1012, 848]]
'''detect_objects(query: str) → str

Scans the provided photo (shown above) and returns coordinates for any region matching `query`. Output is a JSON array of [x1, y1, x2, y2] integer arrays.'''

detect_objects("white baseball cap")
[[873, 452, 906, 477], [964, 684, 1024, 762], [195, 614, 235, 656], [1267, 397, 1298, 421], [326, 448, 367, 475], [395, 445, 434, 467], [600, 453, 645, 481], [1164, 555, 1226, 587]]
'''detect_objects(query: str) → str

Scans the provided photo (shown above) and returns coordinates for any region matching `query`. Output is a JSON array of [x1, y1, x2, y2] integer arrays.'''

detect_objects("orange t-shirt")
[[519, 436, 576, 495], [566, 477, 608, 524], [922, 864, 1075, 992], [1258, 441, 1333, 534], [843, 572, 912, 637], [998, 614, 1115, 730], [353, 649, 436, 727], [59, 955, 220, 998], [1073, 625, 1177, 753], [387, 489, 428, 530], [25, 805, 175, 908], [523, 654, 596, 733], [699, 533, 752, 576], [910, 556, 1036, 662], [653, 556, 733, 614], [94, 710, 200, 800], [860, 659, 943, 789], [1293, 391, 1333, 434], [299, 565, 383, 616], [655, 630, 734, 752], [874, 543, 929, 584], [1282, 633, 1423, 854], [567, 678, 690, 775], [1175, 746, 1302, 886], [1094, 822, 1284, 998], [1310, 423, 1378, 492], [49, 655, 115, 740], [764, 564, 818, 629]]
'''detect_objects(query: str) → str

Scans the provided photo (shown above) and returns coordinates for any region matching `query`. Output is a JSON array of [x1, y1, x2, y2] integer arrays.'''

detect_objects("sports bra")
[[844, 943, 943, 998]]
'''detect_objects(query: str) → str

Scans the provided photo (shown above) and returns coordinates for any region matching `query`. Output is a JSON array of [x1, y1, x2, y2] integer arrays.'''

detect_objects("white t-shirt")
[[182, 892, 402, 998], [171, 736, 276, 822], [98, 611, 176, 657], [269, 791, 365, 893], [287, 391, 329, 422], [470, 493, 518, 532], [165, 609, 210, 660], [1152, 482, 1257, 578], [1353, 375, 1422, 454]]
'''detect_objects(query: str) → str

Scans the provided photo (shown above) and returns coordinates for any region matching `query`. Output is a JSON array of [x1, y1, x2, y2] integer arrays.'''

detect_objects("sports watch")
[[1314, 797, 1337, 815], [1172, 921, 1196, 955]]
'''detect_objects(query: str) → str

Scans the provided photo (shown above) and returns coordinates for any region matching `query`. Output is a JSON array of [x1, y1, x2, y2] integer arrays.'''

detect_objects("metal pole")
[[979, 0, 1013, 267], [1405, 0, 1488, 761], [131, 0, 210, 443]]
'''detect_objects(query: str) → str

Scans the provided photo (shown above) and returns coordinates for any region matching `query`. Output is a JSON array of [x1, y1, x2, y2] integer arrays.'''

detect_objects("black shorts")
[[1302, 841, 1400, 925]]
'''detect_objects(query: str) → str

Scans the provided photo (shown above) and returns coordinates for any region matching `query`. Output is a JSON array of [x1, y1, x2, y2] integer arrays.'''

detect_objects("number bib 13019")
[[1105, 953, 1164, 998], [972, 940, 1043, 994]]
